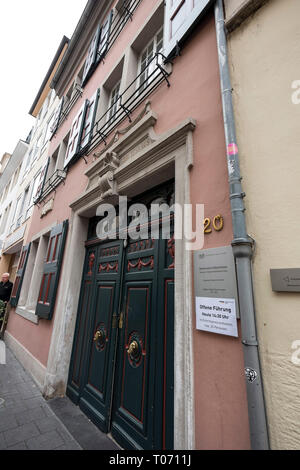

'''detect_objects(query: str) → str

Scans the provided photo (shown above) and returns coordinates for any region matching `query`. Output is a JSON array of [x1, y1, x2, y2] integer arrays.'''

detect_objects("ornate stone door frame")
[[44, 102, 196, 449]]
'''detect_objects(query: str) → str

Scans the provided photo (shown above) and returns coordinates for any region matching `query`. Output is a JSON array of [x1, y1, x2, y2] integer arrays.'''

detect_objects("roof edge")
[[50, 0, 98, 91], [29, 35, 70, 116]]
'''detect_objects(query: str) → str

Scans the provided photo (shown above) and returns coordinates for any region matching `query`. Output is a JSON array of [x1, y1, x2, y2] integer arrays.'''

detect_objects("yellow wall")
[[227, 0, 300, 449]]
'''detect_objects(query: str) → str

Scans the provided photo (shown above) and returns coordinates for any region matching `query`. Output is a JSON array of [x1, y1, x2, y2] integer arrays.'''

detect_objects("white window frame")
[[108, 81, 121, 121], [16, 186, 30, 228], [138, 28, 164, 92], [10, 196, 21, 233], [163, 0, 212, 58]]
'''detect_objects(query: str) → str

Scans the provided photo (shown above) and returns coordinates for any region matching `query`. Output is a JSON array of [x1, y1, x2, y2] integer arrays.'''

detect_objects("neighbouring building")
[[0, 36, 69, 312], [0, 153, 12, 176], [4, 0, 282, 450], [223, 0, 300, 450], [0, 141, 29, 278]]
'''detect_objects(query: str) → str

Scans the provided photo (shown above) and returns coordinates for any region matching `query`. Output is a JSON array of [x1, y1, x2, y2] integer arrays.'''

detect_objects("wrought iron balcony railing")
[[38, 169, 67, 203], [80, 52, 172, 157], [53, 0, 142, 137], [106, 0, 142, 58], [56, 85, 83, 131]]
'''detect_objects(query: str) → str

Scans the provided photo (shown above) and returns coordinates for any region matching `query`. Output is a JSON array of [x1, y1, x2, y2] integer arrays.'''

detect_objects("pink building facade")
[[5, 0, 250, 449]]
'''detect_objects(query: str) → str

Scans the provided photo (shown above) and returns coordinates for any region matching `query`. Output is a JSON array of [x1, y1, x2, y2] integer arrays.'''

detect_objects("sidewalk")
[[0, 342, 119, 450]]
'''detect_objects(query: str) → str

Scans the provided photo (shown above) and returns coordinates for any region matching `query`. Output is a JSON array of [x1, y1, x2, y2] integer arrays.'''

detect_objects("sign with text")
[[193, 245, 240, 318], [195, 297, 238, 337], [270, 268, 300, 293]]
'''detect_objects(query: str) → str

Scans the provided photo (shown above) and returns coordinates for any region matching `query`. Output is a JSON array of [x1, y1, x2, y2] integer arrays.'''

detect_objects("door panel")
[[83, 283, 116, 401], [119, 283, 152, 426], [67, 240, 124, 431], [68, 185, 175, 450], [67, 246, 96, 404], [111, 234, 159, 450]]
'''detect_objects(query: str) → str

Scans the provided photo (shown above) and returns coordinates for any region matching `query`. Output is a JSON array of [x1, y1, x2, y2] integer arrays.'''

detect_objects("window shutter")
[[35, 220, 68, 320], [163, 0, 212, 58], [10, 244, 31, 308], [64, 101, 88, 169], [82, 25, 101, 87], [98, 10, 113, 61], [79, 89, 100, 151], [33, 158, 50, 204], [50, 97, 64, 138]]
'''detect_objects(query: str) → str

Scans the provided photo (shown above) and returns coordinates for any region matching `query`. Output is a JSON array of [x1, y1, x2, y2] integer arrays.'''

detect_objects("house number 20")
[[204, 215, 224, 234]]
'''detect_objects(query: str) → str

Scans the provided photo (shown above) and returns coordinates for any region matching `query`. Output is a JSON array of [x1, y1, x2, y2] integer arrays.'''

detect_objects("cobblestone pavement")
[[0, 343, 119, 451]]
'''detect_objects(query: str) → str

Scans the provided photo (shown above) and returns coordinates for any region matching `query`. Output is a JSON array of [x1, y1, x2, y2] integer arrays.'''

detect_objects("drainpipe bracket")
[[231, 238, 254, 259], [231, 237, 254, 247], [229, 192, 246, 200], [242, 339, 259, 347]]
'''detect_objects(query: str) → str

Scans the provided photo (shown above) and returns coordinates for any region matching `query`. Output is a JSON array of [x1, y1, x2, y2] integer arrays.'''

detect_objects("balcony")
[[35, 169, 67, 204], [54, 85, 83, 133], [52, 1, 142, 138], [107, 0, 142, 57], [80, 52, 172, 156]]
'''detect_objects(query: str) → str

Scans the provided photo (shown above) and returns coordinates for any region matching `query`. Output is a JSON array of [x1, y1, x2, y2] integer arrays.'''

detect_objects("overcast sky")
[[0, 0, 88, 157]]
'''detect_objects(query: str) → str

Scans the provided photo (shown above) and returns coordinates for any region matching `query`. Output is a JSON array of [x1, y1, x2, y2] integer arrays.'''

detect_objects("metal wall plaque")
[[194, 245, 240, 319], [270, 269, 300, 293]]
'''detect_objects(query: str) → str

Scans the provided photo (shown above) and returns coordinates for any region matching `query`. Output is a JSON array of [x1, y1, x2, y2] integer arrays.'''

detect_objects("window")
[[47, 148, 59, 181], [10, 196, 21, 233], [24, 149, 33, 173], [108, 82, 120, 121], [139, 29, 164, 91], [40, 95, 49, 122], [0, 203, 11, 234], [64, 102, 88, 168], [57, 134, 69, 171], [32, 134, 42, 164], [81, 10, 114, 87], [163, 0, 212, 58], [10, 243, 31, 308], [42, 113, 54, 149], [16, 186, 30, 228], [35, 221, 68, 320], [36, 108, 42, 127], [50, 97, 64, 138], [33, 159, 50, 204], [25, 178, 39, 220], [49, 89, 55, 107], [98, 10, 114, 61], [82, 25, 101, 87], [13, 221, 68, 322], [2, 183, 10, 203], [80, 89, 100, 150], [64, 89, 100, 169]]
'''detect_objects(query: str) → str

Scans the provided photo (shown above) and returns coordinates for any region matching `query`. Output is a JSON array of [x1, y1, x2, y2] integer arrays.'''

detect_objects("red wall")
[[6, 1, 250, 449]]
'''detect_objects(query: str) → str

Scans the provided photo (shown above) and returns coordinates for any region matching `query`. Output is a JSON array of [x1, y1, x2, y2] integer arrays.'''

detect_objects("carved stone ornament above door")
[[69, 101, 196, 216]]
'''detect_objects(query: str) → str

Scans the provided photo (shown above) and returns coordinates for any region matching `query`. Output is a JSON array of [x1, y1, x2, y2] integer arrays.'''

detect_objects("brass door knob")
[[94, 330, 103, 342], [127, 340, 138, 356]]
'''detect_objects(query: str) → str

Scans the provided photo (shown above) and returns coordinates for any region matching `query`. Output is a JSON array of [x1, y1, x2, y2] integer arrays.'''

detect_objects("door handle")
[[127, 340, 138, 356], [93, 330, 103, 342]]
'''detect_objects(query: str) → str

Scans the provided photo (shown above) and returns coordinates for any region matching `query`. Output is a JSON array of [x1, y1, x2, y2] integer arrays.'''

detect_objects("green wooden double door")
[[67, 224, 174, 449]]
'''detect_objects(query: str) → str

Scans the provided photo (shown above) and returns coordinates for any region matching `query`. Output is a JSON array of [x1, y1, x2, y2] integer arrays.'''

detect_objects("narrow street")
[[0, 341, 119, 450]]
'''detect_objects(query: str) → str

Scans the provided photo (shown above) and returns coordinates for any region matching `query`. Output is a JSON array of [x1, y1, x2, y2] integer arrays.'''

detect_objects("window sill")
[[15, 306, 39, 324]]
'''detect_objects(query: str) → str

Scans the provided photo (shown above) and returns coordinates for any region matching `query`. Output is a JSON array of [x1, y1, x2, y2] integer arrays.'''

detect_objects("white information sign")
[[195, 296, 238, 337]]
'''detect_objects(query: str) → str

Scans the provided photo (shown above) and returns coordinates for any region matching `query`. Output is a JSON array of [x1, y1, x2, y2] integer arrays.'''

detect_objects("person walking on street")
[[0, 273, 13, 303]]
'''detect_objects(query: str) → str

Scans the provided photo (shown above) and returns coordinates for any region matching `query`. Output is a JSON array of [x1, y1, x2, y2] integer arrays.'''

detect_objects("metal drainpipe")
[[214, 0, 270, 450]]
